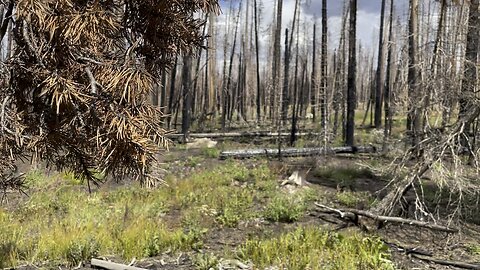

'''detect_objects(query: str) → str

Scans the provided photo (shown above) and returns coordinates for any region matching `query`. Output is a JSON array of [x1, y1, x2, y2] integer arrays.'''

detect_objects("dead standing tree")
[[345, 0, 357, 147], [375, 0, 480, 217], [0, 0, 219, 191]]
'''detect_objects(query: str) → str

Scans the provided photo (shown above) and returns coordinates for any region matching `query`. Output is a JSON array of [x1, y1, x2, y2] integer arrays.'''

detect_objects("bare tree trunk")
[[160, 68, 167, 114], [311, 24, 317, 122], [192, 17, 209, 117], [431, 0, 447, 71], [290, 10, 301, 146], [459, 0, 479, 144], [281, 0, 300, 123], [222, 1, 243, 130], [383, 0, 395, 144], [271, 0, 283, 120], [207, 12, 217, 116], [346, 0, 357, 146], [167, 57, 178, 129], [282, 28, 290, 123], [321, 0, 328, 142], [374, 0, 387, 128], [407, 0, 422, 152], [254, 0, 262, 122], [182, 54, 193, 141], [333, 51, 340, 136]]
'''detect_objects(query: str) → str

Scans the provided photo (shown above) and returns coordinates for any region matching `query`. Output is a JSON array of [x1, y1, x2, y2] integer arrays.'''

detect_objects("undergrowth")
[[237, 227, 395, 270], [0, 161, 279, 267], [1, 161, 394, 269]]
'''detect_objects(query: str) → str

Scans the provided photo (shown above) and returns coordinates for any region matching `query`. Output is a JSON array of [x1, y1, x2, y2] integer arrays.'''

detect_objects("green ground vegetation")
[[0, 161, 394, 269]]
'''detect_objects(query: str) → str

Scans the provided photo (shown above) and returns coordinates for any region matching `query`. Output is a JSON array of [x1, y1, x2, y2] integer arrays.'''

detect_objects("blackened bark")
[[374, 0, 387, 128], [346, 0, 357, 146], [181, 54, 193, 141]]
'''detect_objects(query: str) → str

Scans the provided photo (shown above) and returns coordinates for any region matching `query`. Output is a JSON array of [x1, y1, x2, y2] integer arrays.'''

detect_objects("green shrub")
[[201, 147, 220, 158], [263, 195, 305, 223], [193, 253, 219, 270]]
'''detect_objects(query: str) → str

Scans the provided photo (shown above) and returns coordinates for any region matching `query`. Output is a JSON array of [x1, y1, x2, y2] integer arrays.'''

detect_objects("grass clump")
[[201, 147, 220, 158], [263, 194, 306, 223], [185, 156, 204, 167], [237, 227, 395, 270]]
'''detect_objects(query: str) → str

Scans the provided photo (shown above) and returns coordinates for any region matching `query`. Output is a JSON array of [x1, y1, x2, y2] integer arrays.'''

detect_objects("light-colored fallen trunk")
[[220, 146, 376, 159], [314, 203, 458, 233], [167, 131, 321, 139], [91, 259, 146, 270]]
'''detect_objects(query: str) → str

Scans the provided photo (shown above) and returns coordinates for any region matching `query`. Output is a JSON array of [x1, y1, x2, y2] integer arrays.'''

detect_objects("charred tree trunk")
[[160, 68, 167, 114], [271, 0, 283, 120], [254, 0, 262, 122], [281, 0, 300, 123], [222, 1, 242, 130], [346, 0, 357, 147], [181, 54, 193, 141], [459, 0, 479, 144], [321, 0, 328, 138], [407, 0, 422, 152], [311, 24, 318, 122], [384, 0, 395, 142], [374, 0, 387, 128], [282, 28, 290, 123], [167, 56, 178, 129]]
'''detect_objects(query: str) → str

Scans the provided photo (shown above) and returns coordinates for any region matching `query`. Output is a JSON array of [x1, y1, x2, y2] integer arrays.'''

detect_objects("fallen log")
[[314, 203, 458, 233], [91, 258, 147, 270], [167, 131, 321, 140], [220, 146, 377, 159], [410, 254, 480, 270], [384, 240, 480, 269]]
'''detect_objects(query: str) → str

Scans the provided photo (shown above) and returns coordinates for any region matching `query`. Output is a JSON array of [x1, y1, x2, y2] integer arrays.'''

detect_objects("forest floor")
[[1, 137, 480, 270]]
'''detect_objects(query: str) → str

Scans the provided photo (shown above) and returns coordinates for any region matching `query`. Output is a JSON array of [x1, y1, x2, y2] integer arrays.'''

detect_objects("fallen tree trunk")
[[91, 258, 147, 270], [220, 146, 376, 159], [167, 131, 321, 140], [384, 240, 480, 269], [410, 254, 480, 270], [314, 203, 458, 233]]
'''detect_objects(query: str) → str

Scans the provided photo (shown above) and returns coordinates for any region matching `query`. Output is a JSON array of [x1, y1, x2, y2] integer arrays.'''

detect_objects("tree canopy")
[[0, 0, 219, 192]]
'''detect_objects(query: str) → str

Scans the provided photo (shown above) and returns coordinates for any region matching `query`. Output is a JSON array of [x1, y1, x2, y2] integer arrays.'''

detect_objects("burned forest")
[[0, 0, 480, 269]]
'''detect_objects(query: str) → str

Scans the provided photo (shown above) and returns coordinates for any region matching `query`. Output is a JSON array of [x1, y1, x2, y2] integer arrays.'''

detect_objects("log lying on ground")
[[220, 146, 376, 159], [410, 254, 480, 270], [167, 131, 321, 140], [91, 258, 147, 270], [384, 241, 480, 269], [314, 203, 458, 233]]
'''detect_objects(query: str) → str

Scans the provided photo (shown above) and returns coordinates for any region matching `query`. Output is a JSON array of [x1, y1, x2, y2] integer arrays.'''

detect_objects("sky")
[[217, 0, 411, 50]]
